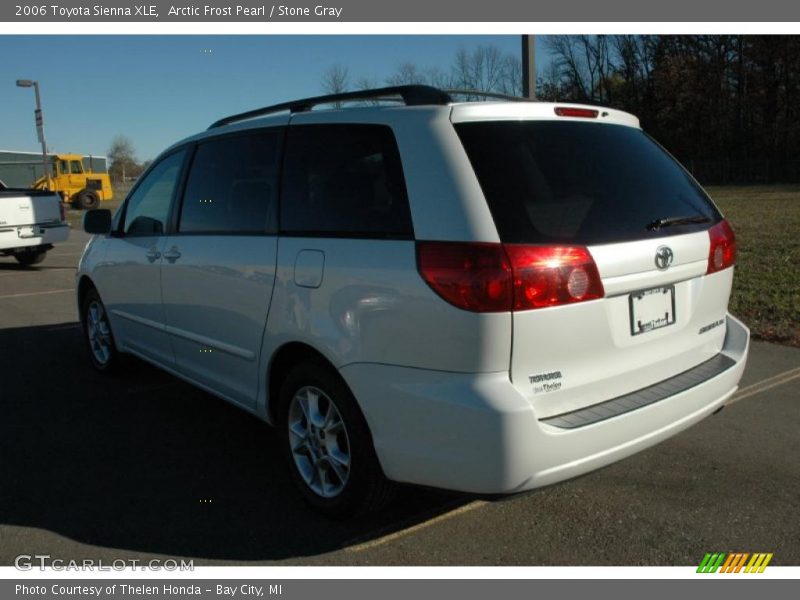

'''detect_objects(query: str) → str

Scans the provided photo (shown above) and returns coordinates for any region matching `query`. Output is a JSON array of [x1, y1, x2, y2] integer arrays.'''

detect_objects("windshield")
[[454, 121, 721, 245]]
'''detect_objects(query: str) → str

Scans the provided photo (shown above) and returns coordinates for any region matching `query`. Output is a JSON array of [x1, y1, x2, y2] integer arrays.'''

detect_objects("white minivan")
[[78, 86, 749, 516]]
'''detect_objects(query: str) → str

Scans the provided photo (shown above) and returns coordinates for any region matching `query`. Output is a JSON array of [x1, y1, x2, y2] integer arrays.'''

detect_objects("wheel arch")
[[266, 341, 348, 425], [77, 275, 97, 323]]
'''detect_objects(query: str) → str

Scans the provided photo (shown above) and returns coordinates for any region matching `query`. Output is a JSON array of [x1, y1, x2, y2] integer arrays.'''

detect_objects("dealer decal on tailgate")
[[529, 370, 563, 394]]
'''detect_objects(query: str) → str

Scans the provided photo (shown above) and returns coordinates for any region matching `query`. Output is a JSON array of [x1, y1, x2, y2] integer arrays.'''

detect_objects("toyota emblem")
[[655, 246, 674, 270]]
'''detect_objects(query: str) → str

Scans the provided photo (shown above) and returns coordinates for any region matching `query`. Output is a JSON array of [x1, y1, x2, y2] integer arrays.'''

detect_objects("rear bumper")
[[0, 223, 69, 251], [340, 313, 749, 494]]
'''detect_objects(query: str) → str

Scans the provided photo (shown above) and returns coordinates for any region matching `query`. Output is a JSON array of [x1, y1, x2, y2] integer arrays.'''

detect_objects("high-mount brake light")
[[707, 219, 737, 274], [416, 242, 604, 313], [554, 107, 599, 118]]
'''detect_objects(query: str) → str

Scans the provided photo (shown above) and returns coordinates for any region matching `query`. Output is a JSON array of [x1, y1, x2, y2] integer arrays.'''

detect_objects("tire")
[[14, 249, 47, 266], [77, 189, 100, 210], [81, 288, 120, 373], [278, 359, 395, 518]]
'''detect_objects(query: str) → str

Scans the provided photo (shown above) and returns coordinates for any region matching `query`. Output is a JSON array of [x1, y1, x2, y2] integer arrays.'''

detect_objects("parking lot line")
[[0, 288, 75, 300], [344, 499, 489, 553], [729, 366, 800, 404]]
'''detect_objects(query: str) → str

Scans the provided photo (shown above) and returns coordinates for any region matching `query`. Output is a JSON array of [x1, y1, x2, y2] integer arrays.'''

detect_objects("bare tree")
[[108, 135, 138, 183], [356, 75, 379, 90], [547, 35, 616, 102], [321, 64, 350, 107], [425, 66, 455, 89], [611, 35, 657, 114], [386, 63, 456, 89], [386, 62, 428, 86], [355, 75, 382, 105], [536, 61, 564, 101], [451, 46, 521, 97]]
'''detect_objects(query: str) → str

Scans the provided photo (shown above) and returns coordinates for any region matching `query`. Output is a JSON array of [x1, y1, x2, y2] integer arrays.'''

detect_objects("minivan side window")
[[123, 150, 186, 235], [280, 124, 413, 238], [179, 130, 281, 234]]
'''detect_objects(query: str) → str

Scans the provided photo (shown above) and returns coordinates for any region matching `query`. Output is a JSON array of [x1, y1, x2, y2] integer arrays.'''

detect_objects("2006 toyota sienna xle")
[[78, 85, 749, 516]]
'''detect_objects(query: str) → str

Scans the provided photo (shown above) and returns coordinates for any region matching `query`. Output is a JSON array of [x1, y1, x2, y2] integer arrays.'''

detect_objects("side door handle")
[[145, 247, 161, 263], [163, 247, 182, 263]]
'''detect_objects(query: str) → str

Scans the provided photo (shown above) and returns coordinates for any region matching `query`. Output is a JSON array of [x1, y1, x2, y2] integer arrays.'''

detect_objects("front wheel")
[[279, 360, 395, 518], [81, 288, 120, 373]]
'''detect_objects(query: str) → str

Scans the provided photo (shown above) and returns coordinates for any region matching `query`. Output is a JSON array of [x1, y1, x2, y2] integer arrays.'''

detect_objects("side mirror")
[[83, 209, 112, 235]]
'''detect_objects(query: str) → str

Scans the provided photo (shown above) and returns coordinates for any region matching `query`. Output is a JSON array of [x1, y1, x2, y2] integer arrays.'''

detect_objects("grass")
[[707, 185, 800, 347], [65, 182, 800, 347]]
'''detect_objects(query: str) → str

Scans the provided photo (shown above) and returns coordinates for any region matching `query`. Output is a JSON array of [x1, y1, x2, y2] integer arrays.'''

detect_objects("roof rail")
[[208, 85, 453, 129], [444, 89, 526, 102]]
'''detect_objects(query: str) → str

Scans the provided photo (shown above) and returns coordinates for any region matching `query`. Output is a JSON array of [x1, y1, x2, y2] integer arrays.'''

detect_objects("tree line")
[[543, 35, 800, 183], [322, 45, 523, 101], [325, 36, 800, 184]]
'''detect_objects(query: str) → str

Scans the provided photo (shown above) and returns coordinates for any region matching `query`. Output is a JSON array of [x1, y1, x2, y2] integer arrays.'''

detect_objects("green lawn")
[[707, 185, 800, 346]]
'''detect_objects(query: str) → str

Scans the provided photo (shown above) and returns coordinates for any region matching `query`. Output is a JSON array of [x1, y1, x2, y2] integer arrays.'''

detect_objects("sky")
[[0, 35, 550, 162]]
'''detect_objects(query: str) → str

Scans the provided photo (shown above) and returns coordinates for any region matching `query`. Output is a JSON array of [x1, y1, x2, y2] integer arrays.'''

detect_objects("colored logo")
[[697, 552, 773, 573]]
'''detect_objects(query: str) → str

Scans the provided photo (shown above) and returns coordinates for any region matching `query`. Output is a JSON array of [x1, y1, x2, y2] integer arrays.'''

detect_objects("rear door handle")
[[145, 247, 161, 262], [163, 247, 182, 262]]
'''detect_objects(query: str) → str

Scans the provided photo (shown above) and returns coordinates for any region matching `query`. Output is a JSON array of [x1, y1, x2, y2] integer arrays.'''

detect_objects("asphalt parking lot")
[[1, 227, 798, 566]]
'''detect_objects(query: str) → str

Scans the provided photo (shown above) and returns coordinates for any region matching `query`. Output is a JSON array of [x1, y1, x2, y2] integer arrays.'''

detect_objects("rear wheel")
[[77, 189, 100, 210], [14, 249, 47, 266], [278, 359, 395, 518], [81, 288, 120, 373]]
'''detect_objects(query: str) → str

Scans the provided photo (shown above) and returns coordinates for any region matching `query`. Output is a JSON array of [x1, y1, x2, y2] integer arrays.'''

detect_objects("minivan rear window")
[[454, 121, 721, 245]]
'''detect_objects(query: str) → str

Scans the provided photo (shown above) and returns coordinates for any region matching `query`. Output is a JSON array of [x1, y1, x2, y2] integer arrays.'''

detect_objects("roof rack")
[[208, 85, 453, 129]]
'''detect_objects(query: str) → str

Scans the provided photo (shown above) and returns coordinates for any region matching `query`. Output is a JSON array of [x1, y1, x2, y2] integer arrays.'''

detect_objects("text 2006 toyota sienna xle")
[[78, 86, 749, 516]]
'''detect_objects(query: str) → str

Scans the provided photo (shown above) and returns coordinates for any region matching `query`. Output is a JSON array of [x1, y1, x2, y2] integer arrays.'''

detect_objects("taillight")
[[707, 219, 737, 274], [554, 107, 599, 118], [504, 245, 604, 310], [416, 242, 604, 312], [416, 242, 513, 312], [59, 202, 66, 222]]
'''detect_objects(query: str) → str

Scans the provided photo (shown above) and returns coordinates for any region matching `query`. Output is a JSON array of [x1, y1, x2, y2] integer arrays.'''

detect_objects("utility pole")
[[522, 35, 536, 99], [16, 79, 50, 186]]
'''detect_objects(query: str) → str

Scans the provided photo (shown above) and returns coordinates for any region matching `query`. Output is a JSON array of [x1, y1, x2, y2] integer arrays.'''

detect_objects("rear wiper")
[[646, 215, 711, 231]]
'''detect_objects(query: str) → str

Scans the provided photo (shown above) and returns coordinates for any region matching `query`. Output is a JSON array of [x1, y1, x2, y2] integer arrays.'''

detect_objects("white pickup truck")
[[0, 181, 69, 266]]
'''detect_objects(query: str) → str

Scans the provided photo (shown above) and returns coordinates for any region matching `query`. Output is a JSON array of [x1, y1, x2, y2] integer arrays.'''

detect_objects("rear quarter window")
[[455, 121, 721, 245], [280, 124, 413, 238]]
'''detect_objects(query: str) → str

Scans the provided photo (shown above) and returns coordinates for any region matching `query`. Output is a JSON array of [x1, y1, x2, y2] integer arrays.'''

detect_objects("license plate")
[[629, 285, 676, 336], [17, 226, 41, 239]]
